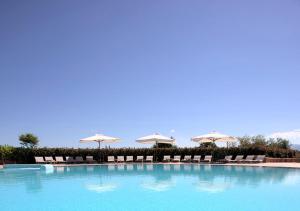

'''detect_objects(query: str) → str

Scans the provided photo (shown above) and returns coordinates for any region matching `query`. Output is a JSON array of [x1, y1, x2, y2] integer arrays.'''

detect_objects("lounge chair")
[[117, 156, 125, 162], [55, 156, 65, 164], [145, 156, 153, 162], [66, 156, 76, 164], [193, 155, 201, 162], [163, 155, 171, 162], [218, 155, 232, 163], [126, 156, 133, 162], [248, 155, 266, 163], [75, 156, 84, 163], [201, 155, 212, 163], [229, 155, 244, 163], [136, 156, 144, 162], [86, 156, 97, 163], [35, 156, 46, 164], [45, 156, 57, 164], [239, 155, 255, 163], [182, 155, 192, 162], [107, 156, 115, 163], [172, 155, 181, 162], [225, 155, 232, 162]]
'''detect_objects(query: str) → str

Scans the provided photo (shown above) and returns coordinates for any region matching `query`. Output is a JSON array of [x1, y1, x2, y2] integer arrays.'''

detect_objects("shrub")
[[0, 145, 14, 164], [0, 146, 295, 164]]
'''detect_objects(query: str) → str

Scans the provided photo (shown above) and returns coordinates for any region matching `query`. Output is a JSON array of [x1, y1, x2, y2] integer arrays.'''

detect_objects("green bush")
[[0, 146, 295, 164], [0, 145, 14, 164]]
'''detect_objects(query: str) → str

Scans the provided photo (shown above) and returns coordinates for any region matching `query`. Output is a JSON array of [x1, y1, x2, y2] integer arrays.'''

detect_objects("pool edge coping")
[[50, 162, 300, 169], [2, 162, 300, 170]]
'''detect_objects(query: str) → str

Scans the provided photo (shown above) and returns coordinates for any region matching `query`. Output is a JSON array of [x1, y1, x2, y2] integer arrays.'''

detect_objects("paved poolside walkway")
[[225, 162, 300, 168]]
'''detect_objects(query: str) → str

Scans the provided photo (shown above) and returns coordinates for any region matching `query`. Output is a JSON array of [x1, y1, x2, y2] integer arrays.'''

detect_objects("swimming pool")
[[1, 164, 300, 211]]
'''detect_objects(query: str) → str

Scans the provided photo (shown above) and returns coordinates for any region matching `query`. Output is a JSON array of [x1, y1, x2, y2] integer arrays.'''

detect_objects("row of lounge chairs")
[[107, 155, 213, 163], [222, 155, 266, 163], [35, 156, 96, 164], [35, 155, 266, 164], [107, 155, 265, 163]]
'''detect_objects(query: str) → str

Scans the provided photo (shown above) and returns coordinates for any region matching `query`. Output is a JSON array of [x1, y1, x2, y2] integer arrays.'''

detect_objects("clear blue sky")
[[0, 0, 299, 148]]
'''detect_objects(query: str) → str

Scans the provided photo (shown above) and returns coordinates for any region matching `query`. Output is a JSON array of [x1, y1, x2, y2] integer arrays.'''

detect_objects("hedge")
[[0, 146, 296, 164]]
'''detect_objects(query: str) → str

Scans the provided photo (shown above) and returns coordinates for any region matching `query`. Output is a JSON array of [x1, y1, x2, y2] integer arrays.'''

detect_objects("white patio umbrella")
[[136, 133, 175, 161], [80, 134, 120, 162], [136, 133, 175, 145], [80, 134, 120, 149], [191, 131, 236, 145]]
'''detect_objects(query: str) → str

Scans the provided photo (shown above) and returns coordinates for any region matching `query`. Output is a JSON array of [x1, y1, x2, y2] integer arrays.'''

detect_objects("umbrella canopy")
[[80, 134, 120, 148], [136, 133, 175, 145], [191, 131, 237, 143]]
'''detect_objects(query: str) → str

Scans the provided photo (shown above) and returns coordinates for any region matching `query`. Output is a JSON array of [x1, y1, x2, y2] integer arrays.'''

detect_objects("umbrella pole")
[[212, 140, 215, 162], [155, 141, 157, 162], [98, 141, 101, 163]]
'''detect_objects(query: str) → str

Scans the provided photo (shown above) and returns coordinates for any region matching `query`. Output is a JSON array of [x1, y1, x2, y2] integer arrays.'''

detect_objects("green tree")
[[238, 136, 252, 148], [251, 135, 267, 147], [0, 145, 14, 164], [268, 138, 291, 149], [19, 133, 39, 148], [275, 138, 290, 149]]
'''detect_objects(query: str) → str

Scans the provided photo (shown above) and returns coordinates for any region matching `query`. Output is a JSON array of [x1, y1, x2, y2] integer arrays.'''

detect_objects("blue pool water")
[[1, 164, 300, 211]]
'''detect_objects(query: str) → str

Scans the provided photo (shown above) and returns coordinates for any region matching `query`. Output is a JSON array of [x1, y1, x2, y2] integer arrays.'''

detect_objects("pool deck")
[[51, 162, 300, 169], [223, 162, 300, 168]]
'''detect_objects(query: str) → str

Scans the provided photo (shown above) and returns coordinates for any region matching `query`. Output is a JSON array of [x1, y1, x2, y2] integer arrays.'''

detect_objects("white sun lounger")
[[229, 155, 244, 163], [193, 155, 201, 163], [248, 155, 266, 163], [240, 155, 255, 163], [225, 155, 232, 162], [145, 156, 153, 162], [55, 156, 65, 163], [75, 156, 84, 163], [163, 155, 171, 162], [35, 156, 46, 164], [66, 156, 76, 164], [126, 156, 133, 162], [86, 156, 96, 163], [45, 156, 57, 164], [172, 155, 181, 162], [201, 155, 212, 163], [218, 155, 232, 163], [136, 156, 144, 162], [182, 155, 192, 162], [117, 156, 124, 162], [107, 156, 115, 163]]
